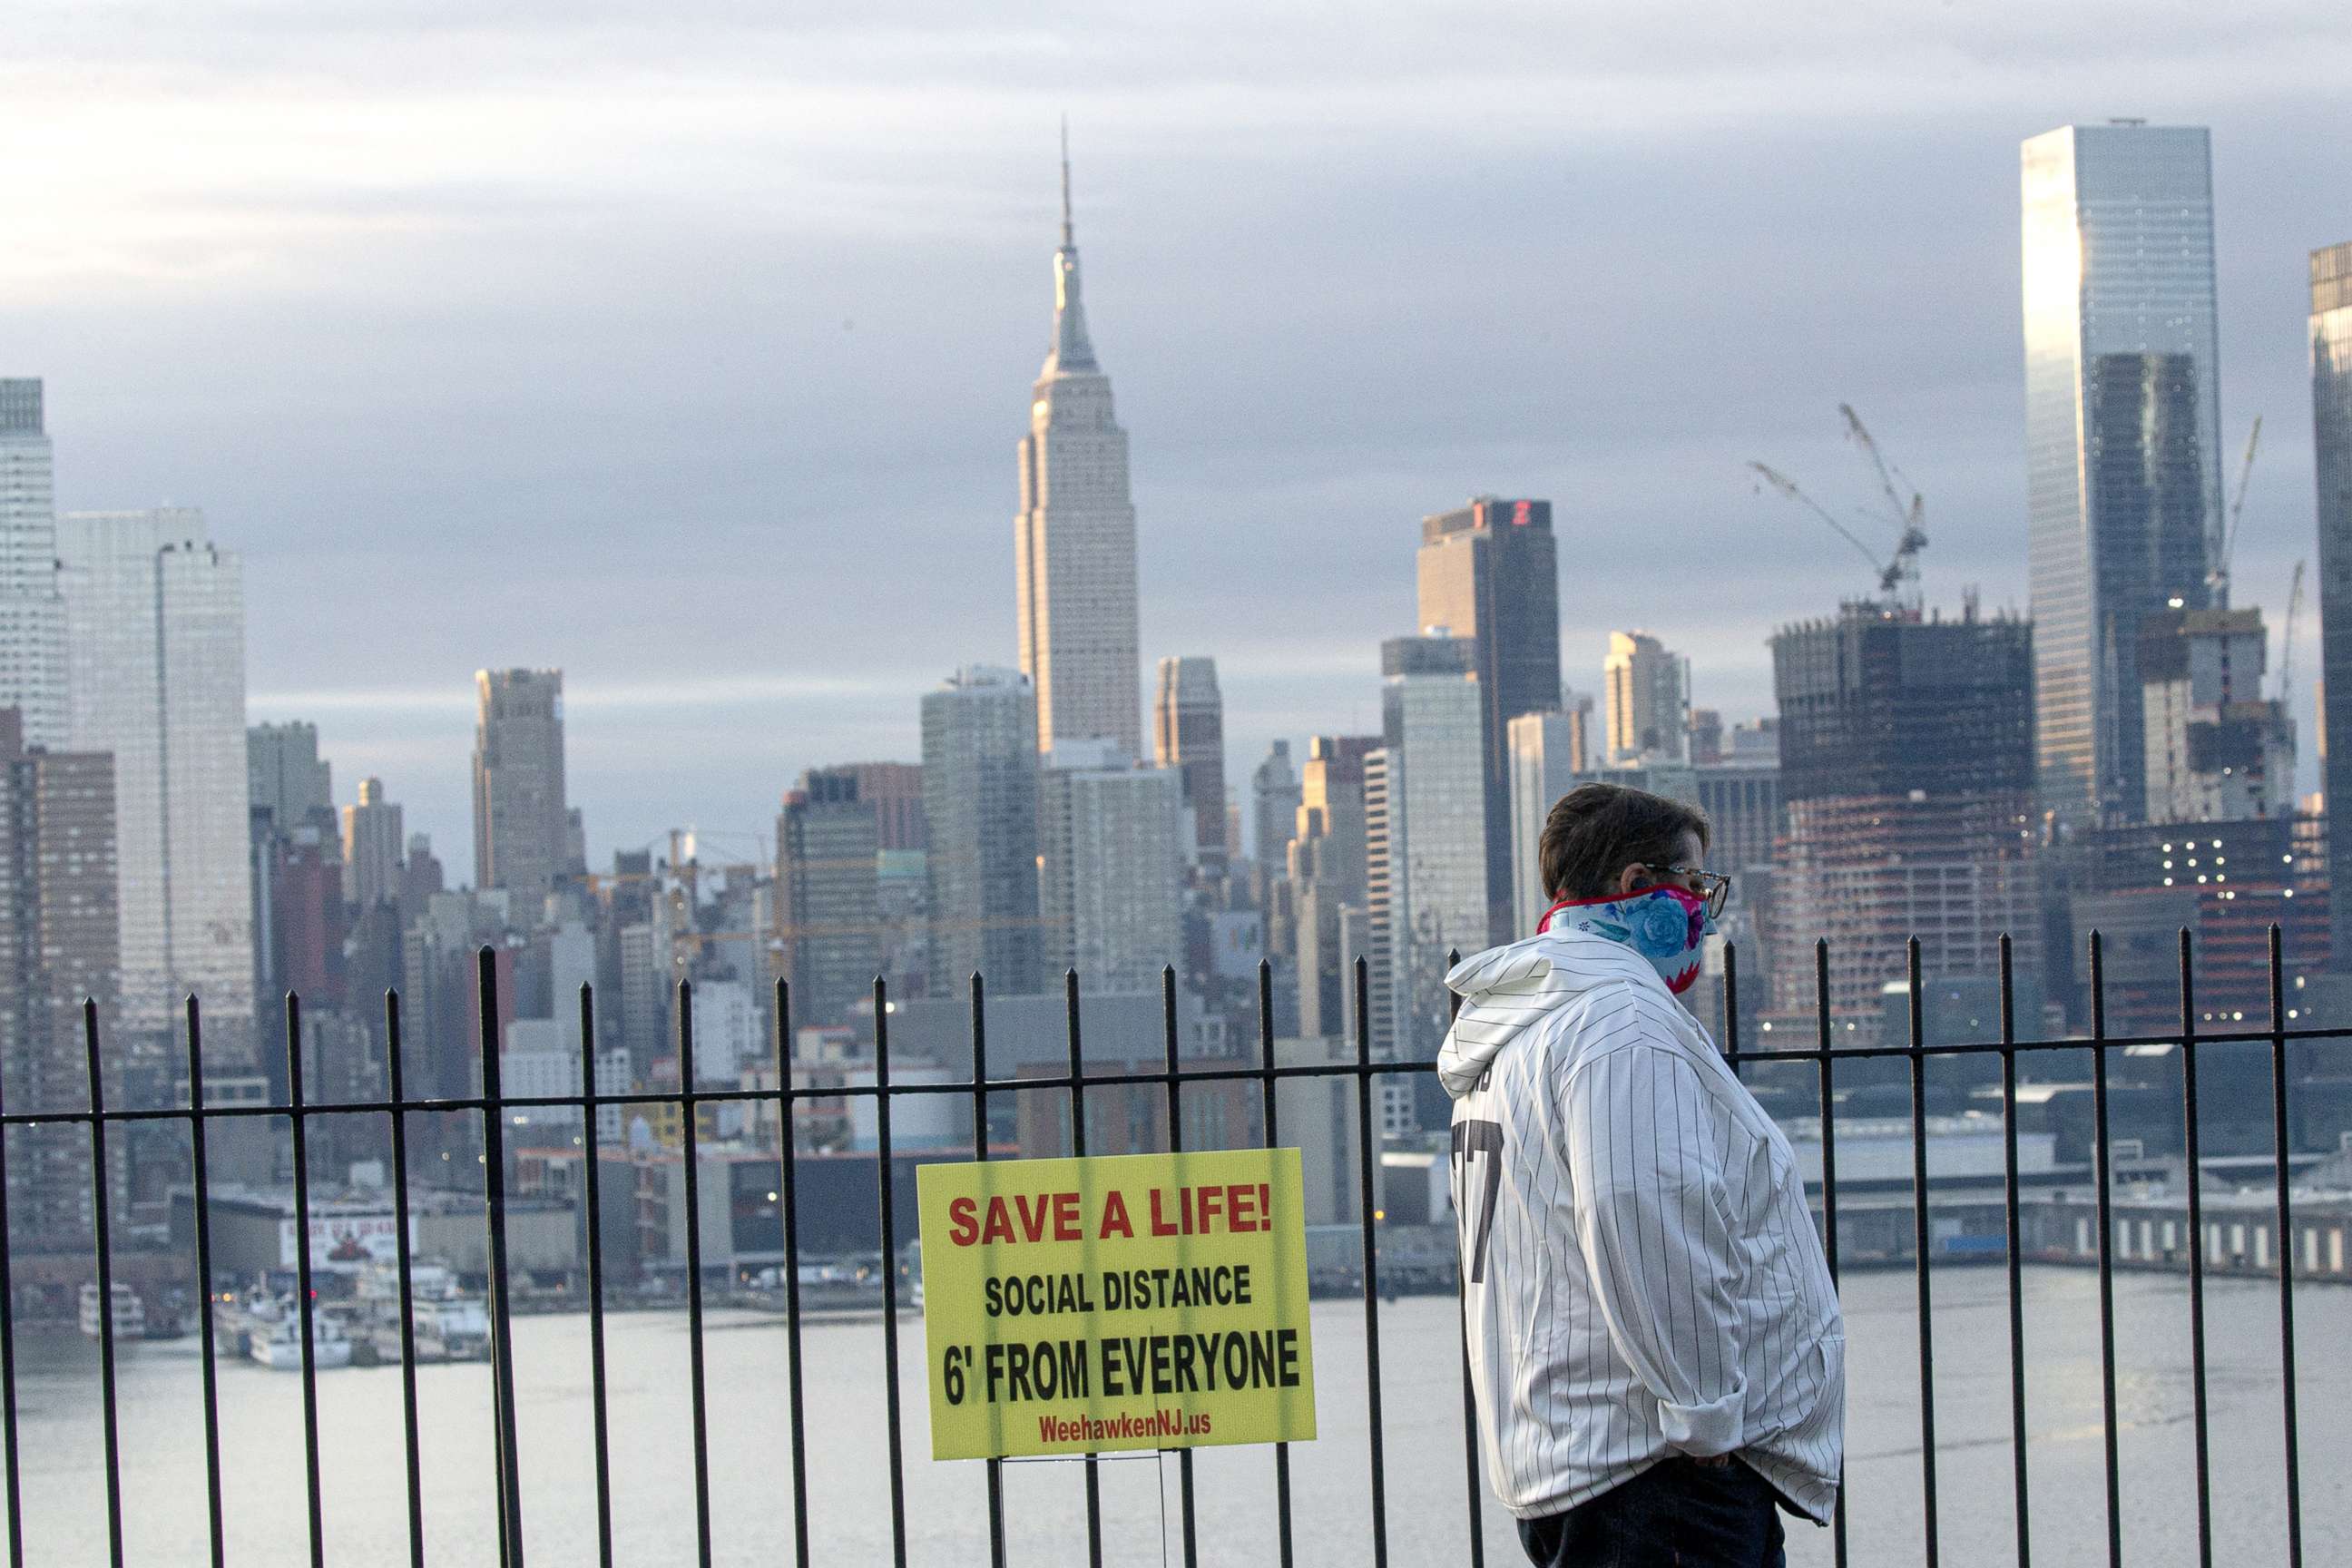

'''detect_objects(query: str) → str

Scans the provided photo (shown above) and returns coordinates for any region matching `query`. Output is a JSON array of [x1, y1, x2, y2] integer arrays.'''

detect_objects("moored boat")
[[79, 1283, 144, 1340]]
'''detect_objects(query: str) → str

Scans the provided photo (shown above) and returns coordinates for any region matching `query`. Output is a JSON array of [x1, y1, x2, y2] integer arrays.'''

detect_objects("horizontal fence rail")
[[0, 927, 2338, 1565]]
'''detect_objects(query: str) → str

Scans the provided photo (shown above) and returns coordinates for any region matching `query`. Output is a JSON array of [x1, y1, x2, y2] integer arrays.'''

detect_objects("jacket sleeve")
[[1559, 1034, 1746, 1455]]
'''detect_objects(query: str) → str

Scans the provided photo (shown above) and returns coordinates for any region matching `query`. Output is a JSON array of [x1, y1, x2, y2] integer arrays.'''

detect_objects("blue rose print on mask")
[[1631, 895, 1696, 961]]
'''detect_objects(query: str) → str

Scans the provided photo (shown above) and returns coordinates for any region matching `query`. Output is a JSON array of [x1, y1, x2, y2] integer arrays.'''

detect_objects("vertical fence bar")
[[577, 985, 613, 1568], [2266, 926, 2303, 1568], [1445, 949, 1483, 1568], [1353, 956, 1389, 1568], [968, 975, 1007, 1568], [0, 994, 19, 1568], [476, 948, 526, 1568], [1721, 941, 1740, 1063], [185, 997, 226, 1568], [1160, 967, 1200, 1567], [285, 994, 328, 1568], [80, 1000, 125, 1567], [677, 981, 714, 1568], [2177, 930, 2211, 1568], [875, 977, 909, 1568], [2089, 931, 2122, 1568], [1255, 962, 1296, 1568], [1997, 936, 2030, 1568], [1905, 940, 1938, 1568], [383, 994, 426, 1568], [1814, 940, 1847, 1568], [1064, 970, 1103, 1567], [774, 980, 810, 1568]]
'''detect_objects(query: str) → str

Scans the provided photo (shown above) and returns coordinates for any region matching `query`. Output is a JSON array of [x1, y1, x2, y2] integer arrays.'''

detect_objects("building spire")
[[1044, 119, 1098, 377]]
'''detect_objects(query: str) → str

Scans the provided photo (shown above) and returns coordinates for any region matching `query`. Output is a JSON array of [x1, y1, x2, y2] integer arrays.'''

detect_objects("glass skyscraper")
[[2022, 122, 2224, 828], [59, 507, 255, 1051], [2311, 241, 2352, 969], [0, 380, 67, 749]]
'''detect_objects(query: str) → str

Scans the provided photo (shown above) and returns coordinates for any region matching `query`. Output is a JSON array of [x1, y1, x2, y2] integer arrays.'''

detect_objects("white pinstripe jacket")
[[1437, 929, 1844, 1524]]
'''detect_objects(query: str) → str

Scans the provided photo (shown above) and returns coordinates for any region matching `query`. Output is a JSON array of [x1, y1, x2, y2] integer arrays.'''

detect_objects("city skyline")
[[5, 14, 2347, 861]]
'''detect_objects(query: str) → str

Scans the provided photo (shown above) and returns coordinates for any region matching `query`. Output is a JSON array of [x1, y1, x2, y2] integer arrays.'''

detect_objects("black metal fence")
[[3, 927, 2337, 1566]]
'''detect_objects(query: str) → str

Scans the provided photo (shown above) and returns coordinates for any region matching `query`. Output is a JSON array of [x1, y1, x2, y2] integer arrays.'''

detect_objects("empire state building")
[[1015, 142, 1142, 758]]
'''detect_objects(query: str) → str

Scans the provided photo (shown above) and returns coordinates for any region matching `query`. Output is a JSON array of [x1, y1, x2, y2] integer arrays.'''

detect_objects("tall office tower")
[[1418, 496, 1561, 942], [1694, 758, 1785, 878], [248, 721, 333, 832], [1288, 734, 1377, 1036], [342, 777, 406, 912], [59, 507, 255, 1047], [2139, 608, 2295, 823], [472, 669, 569, 907], [1038, 740, 1183, 991], [0, 382, 66, 748], [1368, 635, 1486, 1109], [2314, 241, 2352, 969], [846, 761, 927, 852], [2023, 122, 2224, 828], [1504, 710, 1589, 936], [1604, 631, 1690, 763], [775, 767, 883, 1028], [1152, 656, 1227, 871], [1764, 602, 2040, 1034], [1688, 709, 1725, 766], [1014, 141, 1142, 758], [1250, 740, 1299, 867], [0, 709, 118, 1245], [921, 666, 1043, 995], [1362, 746, 1397, 1055]]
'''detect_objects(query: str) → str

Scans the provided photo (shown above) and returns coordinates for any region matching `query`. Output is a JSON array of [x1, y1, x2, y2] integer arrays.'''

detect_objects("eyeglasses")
[[1652, 866, 1731, 920]]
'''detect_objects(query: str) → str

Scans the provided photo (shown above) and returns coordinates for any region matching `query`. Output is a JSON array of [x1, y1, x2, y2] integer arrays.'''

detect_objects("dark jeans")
[[1517, 1456, 1786, 1568]]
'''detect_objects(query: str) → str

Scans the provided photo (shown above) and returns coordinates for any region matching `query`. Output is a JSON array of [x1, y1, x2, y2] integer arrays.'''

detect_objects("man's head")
[[1537, 782, 1713, 906]]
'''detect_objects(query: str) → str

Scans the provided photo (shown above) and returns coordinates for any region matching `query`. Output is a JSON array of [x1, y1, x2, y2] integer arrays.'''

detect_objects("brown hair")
[[1537, 782, 1710, 903]]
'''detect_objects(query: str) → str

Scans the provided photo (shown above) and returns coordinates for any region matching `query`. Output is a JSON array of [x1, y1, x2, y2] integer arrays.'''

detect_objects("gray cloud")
[[14, 3, 2351, 859]]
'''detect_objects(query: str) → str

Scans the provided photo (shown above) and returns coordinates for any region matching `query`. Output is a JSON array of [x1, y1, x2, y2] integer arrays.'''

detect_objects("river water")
[[3, 1264, 2343, 1565]]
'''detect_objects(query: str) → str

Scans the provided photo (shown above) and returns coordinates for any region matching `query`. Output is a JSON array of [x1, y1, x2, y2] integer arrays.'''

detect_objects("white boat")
[[247, 1302, 354, 1370], [416, 1295, 491, 1360], [79, 1283, 144, 1340]]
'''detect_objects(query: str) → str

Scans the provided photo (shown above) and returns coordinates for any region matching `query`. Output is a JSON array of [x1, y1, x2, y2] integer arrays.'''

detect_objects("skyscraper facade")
[[342, 777, 406, 912], [1369, 634, 1486, 1096], [472, 669, 570, 907], [2313, 241, 2352, 968], [1289, 735, 1377, 1038], [1014, 146, 1142, 758], [2023, 122, 2224, 827], [60, 507, 255, 1046], [921, 666, 1042, 995], [1039, 740, 1183, 992], [1764, 603, 2040, 1033], [1604, 630, 1690, 764], [1152, 656, 1227, 871], [1417, 496, 1561, 939], [776, 768, 883, 1028], [0, 381, 66, 749], [1504, 710, 1585, 936], [0, 708, 117, 1245], [1250, 740, 1299, 868], [249, 720, 334, 832]]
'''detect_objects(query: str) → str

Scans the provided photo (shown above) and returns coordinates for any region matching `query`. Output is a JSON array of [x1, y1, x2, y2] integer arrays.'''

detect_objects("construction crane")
[[1748, 405, 1927, 603], [1838, 404, 1927, 594], [2277, 558, 2306, 706], [2209, 416, 2263, 604]]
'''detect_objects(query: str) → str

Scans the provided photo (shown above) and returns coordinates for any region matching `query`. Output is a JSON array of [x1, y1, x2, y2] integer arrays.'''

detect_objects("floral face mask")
[[1536, 886, 1716, 995]]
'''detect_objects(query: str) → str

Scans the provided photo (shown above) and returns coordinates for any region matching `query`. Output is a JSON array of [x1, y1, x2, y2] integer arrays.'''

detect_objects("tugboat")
[[79, 1282, 145, 1340]]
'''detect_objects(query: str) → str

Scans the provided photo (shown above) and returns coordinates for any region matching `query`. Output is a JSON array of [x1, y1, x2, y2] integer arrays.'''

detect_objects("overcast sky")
[[7, 3, 2350, 867]]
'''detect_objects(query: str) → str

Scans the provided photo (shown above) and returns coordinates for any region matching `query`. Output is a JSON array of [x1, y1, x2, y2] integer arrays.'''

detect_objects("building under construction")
[[1762, 600, 2041, 1038]]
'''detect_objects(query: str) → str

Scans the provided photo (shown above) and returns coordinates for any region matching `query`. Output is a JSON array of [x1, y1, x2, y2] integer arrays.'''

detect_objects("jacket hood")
[[1436, 927, 1666, 1099]]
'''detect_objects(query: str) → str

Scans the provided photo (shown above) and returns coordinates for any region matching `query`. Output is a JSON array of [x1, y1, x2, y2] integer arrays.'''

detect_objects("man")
[[1440, 782, 1842, 1567]]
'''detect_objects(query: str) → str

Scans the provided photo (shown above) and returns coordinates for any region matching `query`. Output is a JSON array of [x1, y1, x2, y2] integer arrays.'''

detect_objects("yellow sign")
[[916, 1147, 1316, 1461]]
